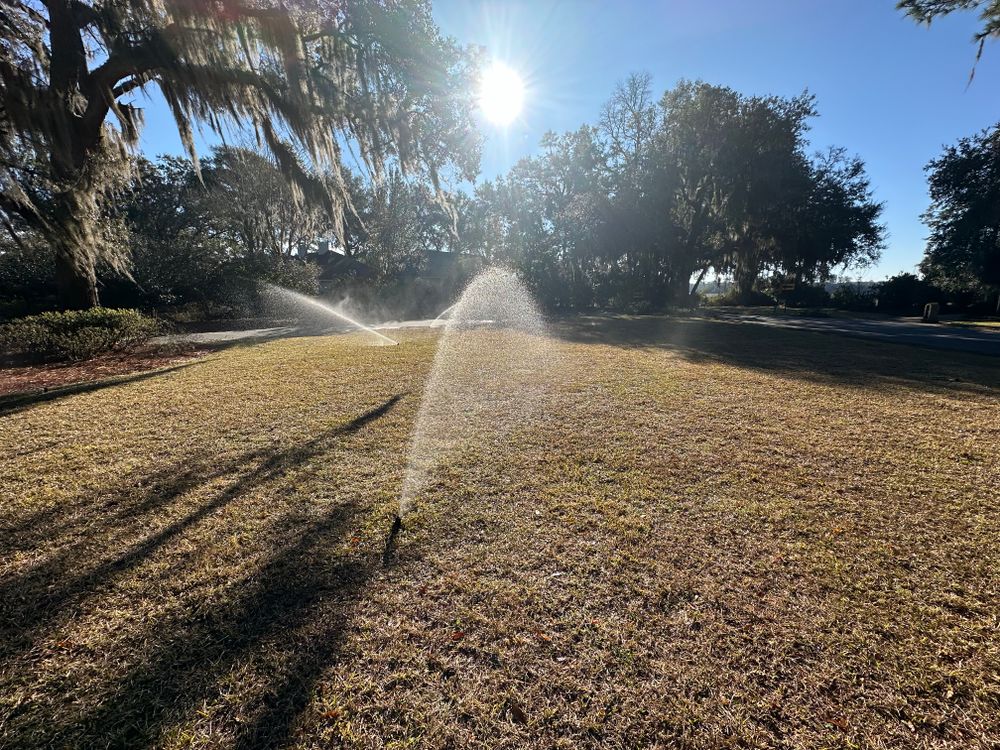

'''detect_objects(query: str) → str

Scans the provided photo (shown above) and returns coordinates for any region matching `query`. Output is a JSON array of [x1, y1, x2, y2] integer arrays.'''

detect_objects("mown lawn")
[[944, 319, 1000, 330], [1, 317, 999, 749]]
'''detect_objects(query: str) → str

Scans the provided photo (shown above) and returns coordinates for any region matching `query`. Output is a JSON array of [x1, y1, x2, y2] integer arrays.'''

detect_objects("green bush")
[[214, 256, 321, 317], [831, 283, 875, 311], [708, 287, 776, 307], [0, 238, 59, 320], [777, 283, 831, 308], [874, 273, 943, 314], [0, 308, 161, 361]]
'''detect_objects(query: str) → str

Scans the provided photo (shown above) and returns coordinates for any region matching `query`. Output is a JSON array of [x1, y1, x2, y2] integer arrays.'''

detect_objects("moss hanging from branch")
[[0, 0, 481, 307]]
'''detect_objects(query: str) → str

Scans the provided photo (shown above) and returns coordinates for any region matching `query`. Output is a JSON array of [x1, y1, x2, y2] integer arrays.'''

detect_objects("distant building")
[[301, 246, 375, 293], [418, 250, 486, 282]]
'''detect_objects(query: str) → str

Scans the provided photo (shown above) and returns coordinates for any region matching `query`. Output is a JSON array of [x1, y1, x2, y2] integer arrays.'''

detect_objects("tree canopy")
[[0, 0, 480, 307], [920, 125, 1000, 310], [898, 0, 1000, 66], [462, 78, 884, 310]]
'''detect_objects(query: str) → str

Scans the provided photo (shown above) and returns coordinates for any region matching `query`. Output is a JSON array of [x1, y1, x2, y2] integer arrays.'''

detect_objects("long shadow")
[[1, 387, 404, 557], [552, 315, 1000, 396], [0, 394, 405, 674], [0, 456, 249, 558], [50, 501, 367, 749], [0, 361, 203, 417]]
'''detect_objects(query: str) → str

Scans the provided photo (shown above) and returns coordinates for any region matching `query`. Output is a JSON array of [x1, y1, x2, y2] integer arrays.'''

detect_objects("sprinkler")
[[382, 514, 404, 566]]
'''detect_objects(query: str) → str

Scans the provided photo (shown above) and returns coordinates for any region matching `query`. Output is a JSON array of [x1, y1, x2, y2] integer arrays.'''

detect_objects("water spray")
[[389, 267, 550, 556], [262, 283, 398, 346], [430, 303, 457, 326]]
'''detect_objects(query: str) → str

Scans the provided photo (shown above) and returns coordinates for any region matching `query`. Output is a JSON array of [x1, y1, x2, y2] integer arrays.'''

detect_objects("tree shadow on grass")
[[59, 502, 365, 749], [552, 315, 1000, 397], [0, 361, 204, 417], [0, 393, 404, 748]]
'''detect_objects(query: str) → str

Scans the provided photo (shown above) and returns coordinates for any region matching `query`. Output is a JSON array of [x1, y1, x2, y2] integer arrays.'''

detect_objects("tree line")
[[2, 0, 999, 318], [8, 72, 999, 317], [6, 74, 894, 317], [455, 76, 885, 310], [1, 146, 463, 315]]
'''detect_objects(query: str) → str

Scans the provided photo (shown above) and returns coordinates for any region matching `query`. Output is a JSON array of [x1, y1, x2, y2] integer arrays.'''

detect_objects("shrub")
[[0, 308, 161, 361], [873, 273, 943, 314], [0, 238, 59, 320], [778, 283, 831, 308], [215, 256, 321, 317], [831, 283, 876, 311], [708, 287, 776, 306]]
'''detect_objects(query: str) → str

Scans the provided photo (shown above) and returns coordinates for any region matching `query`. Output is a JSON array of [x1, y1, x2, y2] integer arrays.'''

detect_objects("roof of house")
[[421, 250, 486, 279], [308, 251, 375, 281]]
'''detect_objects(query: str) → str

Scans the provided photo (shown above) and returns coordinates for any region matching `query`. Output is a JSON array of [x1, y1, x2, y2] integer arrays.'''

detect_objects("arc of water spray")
[[430, 303, 457, 326], [383, 267, 550, 565], [263, 283, 398, 346]]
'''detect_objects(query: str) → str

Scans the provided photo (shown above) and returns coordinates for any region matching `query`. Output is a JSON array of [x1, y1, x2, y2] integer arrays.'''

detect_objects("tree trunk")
[[690, 266, 709, 295], [735, 256, 759, 302], [662, 265, 691, 308], [51, 188, 100, 309], [54, 241, 99, 308]]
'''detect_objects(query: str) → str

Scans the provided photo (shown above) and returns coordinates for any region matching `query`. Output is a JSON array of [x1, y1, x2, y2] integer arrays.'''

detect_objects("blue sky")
[[138, 0, 1000, 280]]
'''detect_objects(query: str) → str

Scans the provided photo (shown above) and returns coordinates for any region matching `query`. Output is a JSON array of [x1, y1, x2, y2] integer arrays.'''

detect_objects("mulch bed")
[[0, 346, 210, 398]]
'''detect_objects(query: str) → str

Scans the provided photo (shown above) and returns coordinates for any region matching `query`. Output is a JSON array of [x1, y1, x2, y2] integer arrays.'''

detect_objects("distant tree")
[[354, 172, 426, 279], [456, 180, 517, 265], [656, 82, 817, 302], [114, 153, 323, 310], [875, 272, 943, 313], [0, 232, 58, 317], [489, 127, 610, 308], [776, 147, 885, 284], [920, 126, 1000, 311], [348, 170, 457, 279], [831, 280, 877, 311], [600, 72, 673, 306], [600, 72, 657, 179], [0, 0, 480, 308], [118, 156, 228, 308], [718, 92, 816, 300], [205, 147, 329, 259], [657, 85, 882, 301], [462, 78, 884, 312]]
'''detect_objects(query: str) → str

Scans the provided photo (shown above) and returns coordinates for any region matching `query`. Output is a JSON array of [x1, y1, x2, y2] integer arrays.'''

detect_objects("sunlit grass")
[[1, 318, 998, 748], [943, 319, 1000, 330]]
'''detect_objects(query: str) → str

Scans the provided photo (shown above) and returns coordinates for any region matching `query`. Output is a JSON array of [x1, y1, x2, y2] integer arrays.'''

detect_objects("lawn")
[[1, 317, 999, 749], [943, 319, 1000, 330]]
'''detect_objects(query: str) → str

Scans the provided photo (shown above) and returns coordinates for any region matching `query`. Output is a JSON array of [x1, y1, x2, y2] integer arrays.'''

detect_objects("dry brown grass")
[[1, 316, 998, 749]]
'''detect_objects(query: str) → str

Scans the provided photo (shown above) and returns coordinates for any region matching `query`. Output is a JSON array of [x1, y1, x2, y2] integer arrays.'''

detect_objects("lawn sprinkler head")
[[382, 514, 404, 566]]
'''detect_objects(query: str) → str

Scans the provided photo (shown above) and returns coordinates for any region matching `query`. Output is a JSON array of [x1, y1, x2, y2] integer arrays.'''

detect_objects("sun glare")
[[479, 62, 524, 126]]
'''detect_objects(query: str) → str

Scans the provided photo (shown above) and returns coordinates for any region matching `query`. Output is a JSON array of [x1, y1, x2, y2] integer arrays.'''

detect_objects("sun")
[[479, 62, 524, 127]]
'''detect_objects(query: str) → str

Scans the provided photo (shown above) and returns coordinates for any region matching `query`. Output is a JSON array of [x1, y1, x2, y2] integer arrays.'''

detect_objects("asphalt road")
[[152, 318, 443, 346], [155, 313, 1000, 357], [715, 312, 1000, 357]]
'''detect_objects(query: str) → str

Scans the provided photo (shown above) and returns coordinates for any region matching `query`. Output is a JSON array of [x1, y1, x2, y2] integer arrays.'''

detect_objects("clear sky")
[[138, 0, 1000, 280]]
